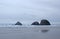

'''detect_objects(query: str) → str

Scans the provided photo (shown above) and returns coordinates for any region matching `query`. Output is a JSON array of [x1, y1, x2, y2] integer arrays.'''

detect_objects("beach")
[[0, 25, 60, 39]]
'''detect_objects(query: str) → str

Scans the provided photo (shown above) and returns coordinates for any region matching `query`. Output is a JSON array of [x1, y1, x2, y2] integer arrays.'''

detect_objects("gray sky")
[[0, 0, 60, 22]]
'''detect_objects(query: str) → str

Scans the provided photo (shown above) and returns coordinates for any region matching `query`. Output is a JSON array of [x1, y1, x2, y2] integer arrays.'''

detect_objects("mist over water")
[[0, 0, 60, 22], [0, 0, 60, 39]]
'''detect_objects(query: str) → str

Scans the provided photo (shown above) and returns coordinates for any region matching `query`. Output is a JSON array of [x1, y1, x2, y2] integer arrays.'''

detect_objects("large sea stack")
[[31, 21, 40, 25], [15, 21, 22, 25], [40, 19, 51, 25]]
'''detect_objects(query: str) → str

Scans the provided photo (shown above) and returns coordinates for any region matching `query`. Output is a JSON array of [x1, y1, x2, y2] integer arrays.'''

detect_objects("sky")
[[0, 0, 60, 22]]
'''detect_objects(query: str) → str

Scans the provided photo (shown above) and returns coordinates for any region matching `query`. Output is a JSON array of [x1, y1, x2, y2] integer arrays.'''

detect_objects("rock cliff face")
[[31, 21, 40, 25], [40, 19, 51, 25], [15, 21, 22, 25]]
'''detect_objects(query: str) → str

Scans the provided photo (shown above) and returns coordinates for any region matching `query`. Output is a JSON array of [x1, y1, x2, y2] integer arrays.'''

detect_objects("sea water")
[[0, 19, 60, 39], [0, 24, 60, 39]]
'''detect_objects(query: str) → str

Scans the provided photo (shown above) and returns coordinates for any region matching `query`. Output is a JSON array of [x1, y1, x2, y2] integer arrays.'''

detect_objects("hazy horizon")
[[0, 0, 60, 22]]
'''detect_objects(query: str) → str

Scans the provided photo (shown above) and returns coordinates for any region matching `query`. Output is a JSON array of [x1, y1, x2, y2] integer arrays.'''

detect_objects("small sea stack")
[[31, 21, 40, 25], [40, 19, 51, 25], [15, 21, 22, 25]]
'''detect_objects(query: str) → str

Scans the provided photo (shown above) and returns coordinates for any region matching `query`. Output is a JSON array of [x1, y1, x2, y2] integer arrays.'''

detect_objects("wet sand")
[[0, 26, 60, 39]]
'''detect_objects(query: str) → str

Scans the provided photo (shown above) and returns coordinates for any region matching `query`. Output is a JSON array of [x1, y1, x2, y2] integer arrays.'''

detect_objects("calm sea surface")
[[0, 24, 60, 39]]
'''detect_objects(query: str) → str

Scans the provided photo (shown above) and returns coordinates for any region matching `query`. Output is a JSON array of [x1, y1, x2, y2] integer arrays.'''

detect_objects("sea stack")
[[31, 21, 40, 25], [40, 19, 51, 25], [15, 21, 22, 25]]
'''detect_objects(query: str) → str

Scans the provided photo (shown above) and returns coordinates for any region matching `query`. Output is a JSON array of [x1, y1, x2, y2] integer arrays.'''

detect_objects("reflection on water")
[[0, 25, 60, 39], [41, 30, 49, 33]]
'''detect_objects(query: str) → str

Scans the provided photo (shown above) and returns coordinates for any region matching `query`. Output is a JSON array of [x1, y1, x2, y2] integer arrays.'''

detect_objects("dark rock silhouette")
[[31, 21, 40, 25], [15, 21, 22, 25], [40, 19, 51, 25]]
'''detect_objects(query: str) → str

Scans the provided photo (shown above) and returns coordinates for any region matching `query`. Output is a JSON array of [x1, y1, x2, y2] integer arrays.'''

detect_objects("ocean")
[[0, 24, 60, 39], [0, 19, 60, 39]]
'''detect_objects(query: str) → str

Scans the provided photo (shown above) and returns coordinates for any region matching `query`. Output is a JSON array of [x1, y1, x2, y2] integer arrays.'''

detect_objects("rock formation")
[[31, 21, 40, 25], [15, 21, 22, 25], [40, 19, 51, 25]]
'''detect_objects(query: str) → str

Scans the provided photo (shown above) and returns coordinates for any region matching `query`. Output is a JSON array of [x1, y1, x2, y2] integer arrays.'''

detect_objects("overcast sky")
[[0, 0, 60, 22]]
